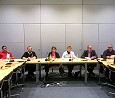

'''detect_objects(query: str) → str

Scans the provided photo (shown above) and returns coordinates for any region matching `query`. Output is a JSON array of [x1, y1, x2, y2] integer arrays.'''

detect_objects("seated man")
[[62, 45, 77, 77], [21, 46, 37, 78], [0, 46, 13, 97], [81, 45, 98, 77], [44, 46, 60, 77], [102, 44, 115, 79], [103, 44, 115, 59], [0, 46, 13, 59]]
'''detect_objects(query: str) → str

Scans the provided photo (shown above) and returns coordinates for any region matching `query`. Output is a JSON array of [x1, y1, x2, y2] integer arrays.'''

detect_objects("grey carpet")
[[11, 70, 115, 98], [20, 86, 110, 98]]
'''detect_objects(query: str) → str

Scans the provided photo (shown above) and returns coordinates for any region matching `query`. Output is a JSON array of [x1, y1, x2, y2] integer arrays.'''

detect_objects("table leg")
[[36, 64, 39, 83], [22, 64, 25, 84], [79, 65, 82, 78], [39, 64, 41, 80], [8, 78, 11, 98], [0, 88, 3, 98], [98, 63, 101, 84], [85, 63, 87, 85]]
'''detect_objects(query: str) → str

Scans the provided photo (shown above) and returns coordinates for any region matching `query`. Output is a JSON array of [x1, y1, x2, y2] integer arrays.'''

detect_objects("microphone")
[[77, 49, 82, 58], [45, 52, 49, 61], [67, 51, 70, 54]]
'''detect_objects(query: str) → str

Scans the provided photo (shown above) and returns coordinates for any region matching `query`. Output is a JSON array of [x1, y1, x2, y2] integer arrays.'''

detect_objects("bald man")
[[103, 44, 115, 59], [81, 45, 98, 77], [21, 46, 37, 78], [102, 44, 115, 78]]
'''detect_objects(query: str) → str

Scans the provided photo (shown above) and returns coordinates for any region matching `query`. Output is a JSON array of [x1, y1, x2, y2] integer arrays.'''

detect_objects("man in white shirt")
[[62, 45, 77, 77]]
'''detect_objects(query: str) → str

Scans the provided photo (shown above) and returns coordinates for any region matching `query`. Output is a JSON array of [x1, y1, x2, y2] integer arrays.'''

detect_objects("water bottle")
[[6, 53, 10, 60]]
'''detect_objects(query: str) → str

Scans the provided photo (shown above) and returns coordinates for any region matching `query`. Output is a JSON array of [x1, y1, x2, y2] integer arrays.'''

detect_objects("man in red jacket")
[[0, 46, 13, 59]]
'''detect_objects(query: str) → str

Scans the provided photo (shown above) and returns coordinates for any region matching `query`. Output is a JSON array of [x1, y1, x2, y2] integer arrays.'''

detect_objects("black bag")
[[74, 71, 80, 78], [59, 66, 64, 74]]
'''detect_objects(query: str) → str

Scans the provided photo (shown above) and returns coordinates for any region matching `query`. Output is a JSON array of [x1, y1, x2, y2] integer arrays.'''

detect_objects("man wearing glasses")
[[103, 44, 115, 59], [102, 44, 115, 78]]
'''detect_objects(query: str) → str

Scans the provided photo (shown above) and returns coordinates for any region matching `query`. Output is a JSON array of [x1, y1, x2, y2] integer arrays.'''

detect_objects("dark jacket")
[[81, 50, 98, 59], [48, 52, 60, 58], [103, 49, 115, 59], [21, 51, 37, 58]]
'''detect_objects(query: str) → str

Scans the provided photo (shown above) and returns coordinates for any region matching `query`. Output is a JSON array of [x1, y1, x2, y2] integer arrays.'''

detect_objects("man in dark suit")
[[81, 45, 98, 77], [21, 46, 37, 78]]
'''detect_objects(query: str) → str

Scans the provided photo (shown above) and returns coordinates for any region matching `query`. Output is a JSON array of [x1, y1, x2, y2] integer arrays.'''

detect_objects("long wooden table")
[[26, 58, 99, 85], [0, 58, 99, 85]]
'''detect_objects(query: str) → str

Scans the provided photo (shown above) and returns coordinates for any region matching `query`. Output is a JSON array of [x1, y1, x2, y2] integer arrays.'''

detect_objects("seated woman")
[[62, 45, 77, 77], [44, 46, 61, 77]]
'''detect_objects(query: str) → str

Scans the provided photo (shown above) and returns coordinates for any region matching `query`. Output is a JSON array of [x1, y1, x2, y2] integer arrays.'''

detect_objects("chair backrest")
[[107, 65, 115, 82], [0, 72, 12, 97]]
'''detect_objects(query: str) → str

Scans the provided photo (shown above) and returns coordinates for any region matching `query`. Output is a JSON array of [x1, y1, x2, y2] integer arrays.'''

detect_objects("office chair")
[[0, 78, 9, 98], [98, 60, 105, 84], [11, 65, 25, 87], [98, 55, 107, 84], [45, 63, 81, 79], [99, 55, 104, 73], [107, 65, 115, 96], [10, 64, 25, 97], [40, 64, 68, 88], [100, 64, 115, 96], [100, 65, 109, 88], [0, 72, 12, 98]]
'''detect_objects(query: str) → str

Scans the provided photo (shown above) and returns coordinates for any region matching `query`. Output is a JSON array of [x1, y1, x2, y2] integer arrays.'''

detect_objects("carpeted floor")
[[11, 70, 115, 98]]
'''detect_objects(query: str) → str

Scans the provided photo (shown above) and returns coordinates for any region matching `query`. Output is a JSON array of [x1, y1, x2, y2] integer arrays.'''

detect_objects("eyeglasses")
[[88, 47, 92, 49], [108, 47, 112, 48]]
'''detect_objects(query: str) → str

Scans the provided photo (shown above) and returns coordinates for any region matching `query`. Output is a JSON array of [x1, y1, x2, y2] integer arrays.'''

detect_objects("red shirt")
[[52, 53, 56, 59], [0, 51, 13, 59]]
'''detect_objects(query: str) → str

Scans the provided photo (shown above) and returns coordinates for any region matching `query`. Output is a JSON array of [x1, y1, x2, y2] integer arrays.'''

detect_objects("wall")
[[0, 0, 115, 58]]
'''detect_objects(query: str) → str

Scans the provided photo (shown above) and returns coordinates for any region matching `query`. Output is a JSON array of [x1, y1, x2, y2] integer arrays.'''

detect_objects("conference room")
[[0, 0, 115, 98]]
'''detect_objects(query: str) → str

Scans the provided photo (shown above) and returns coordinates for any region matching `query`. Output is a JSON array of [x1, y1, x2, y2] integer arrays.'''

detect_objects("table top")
[[0, 59, 25, 81], [26, 58, 98, 64], [1, 58, 115, 84], [98, 58, 115, 69], [2, 58, 114, 82]]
